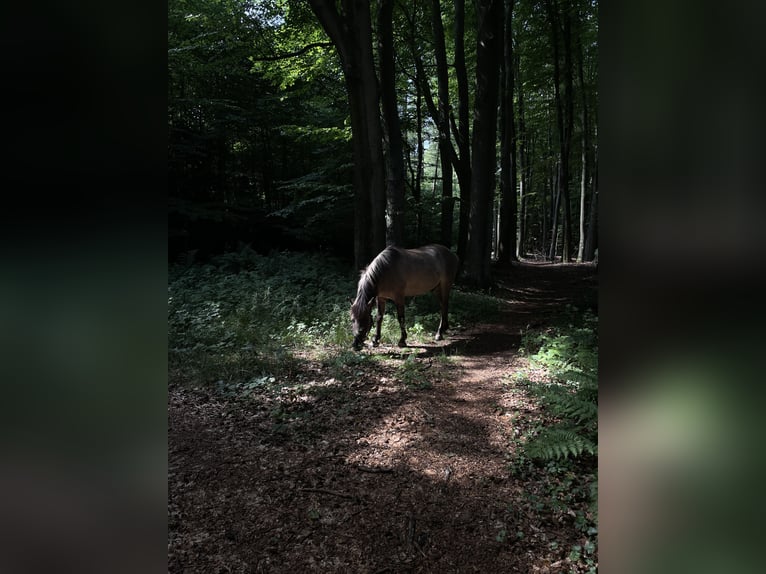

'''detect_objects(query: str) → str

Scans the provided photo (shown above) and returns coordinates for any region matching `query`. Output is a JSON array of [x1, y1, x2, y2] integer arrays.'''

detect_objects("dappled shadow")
[[169, 367, 534, 572], [168, 260, 598, 573], [361, 329, 521, 359]]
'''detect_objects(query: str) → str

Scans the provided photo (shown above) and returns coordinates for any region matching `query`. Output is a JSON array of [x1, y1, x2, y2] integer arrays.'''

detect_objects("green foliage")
[[397, 355, 432, 390], [169, 248, 356, 385], [519, 307, 598, 462], [524, 428, 596, 461], [366, 287, 499, 347], [168, 0, 355, 256], [449, 288, 503, 326], [320, 349, 376, 380], [168, 249, 477, 388]]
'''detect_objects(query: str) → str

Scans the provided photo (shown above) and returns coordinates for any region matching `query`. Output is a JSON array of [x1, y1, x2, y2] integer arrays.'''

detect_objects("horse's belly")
[[376, 279, 436, 300], [403, 276, 440, 297]]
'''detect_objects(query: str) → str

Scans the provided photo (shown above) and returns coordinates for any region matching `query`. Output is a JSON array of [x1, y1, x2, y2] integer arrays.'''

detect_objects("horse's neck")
[[356, 277, 377, 303]]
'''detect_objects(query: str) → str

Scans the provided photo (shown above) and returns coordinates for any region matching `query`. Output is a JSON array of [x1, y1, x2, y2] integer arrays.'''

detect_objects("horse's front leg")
[[396, 300, 407, 347], [372, 298, 385, 346]]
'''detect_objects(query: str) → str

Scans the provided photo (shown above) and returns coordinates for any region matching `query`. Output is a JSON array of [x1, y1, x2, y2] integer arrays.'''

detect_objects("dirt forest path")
[[168, 261, 598, 574]]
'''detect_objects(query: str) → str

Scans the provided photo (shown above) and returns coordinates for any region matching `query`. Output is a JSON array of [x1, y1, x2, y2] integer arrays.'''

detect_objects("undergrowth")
[[168, 246, 498, 388], [510, 304, 598, 567], [518, 305, 598, 462]]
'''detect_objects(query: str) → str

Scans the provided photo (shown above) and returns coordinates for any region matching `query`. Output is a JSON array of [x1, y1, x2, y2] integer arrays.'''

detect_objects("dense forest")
[[169, 0, 598, 285], [169, 1, 598, 571]]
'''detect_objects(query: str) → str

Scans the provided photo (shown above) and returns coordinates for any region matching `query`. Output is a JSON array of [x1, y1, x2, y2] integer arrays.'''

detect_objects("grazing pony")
[[350, 244, 459, 350]]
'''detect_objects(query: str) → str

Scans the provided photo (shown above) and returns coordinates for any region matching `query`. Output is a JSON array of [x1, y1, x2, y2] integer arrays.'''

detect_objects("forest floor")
[[168, 261, 598, 573]]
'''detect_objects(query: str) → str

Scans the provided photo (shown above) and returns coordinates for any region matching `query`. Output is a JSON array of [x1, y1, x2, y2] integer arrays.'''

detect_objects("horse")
[[350, 244, 459, 350]]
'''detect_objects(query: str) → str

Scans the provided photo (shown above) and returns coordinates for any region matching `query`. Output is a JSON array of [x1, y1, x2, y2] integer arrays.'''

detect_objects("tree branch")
[[251, 41, 333, 62]]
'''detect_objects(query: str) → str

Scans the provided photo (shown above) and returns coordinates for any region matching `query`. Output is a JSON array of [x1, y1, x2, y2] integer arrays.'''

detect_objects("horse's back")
[[411, 244, 459, 282], [396, 244, 458, 296]]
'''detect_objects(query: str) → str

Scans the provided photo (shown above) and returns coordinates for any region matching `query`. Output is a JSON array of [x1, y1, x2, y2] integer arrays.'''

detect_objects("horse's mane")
[[351, 246, 399, 316]]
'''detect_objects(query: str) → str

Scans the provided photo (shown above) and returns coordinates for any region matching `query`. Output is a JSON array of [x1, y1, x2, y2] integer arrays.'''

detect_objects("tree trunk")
[[562, 0, 574, 261], [378, 0, 405, 247], [344, 73, 373, 267], [545, 0, 572, 262], [430, 0, 455, 248], [497, 0, 517, 264], [414, 65, 424, 244], [308, 0, 385, 268], [358, 2, 387, 260], [453, 0, 472, 264], [577, 127, 588, 262], [575, 2, 592, 262], [584, 139, 598, 261], [549, 159, 560, 261], [516, 51, 527, 258], [464, 0, 502, 287]]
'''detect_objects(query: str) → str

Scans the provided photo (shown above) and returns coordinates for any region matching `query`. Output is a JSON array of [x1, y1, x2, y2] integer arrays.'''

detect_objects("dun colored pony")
[[350, 244, 459, 350]]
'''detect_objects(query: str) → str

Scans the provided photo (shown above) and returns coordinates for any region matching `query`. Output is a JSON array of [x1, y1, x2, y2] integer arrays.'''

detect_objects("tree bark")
[[308, 0, 385, 268], [414, 64, 424, 244], [429, 0, 455, 248], [497, 0, 518, 264], [584, 138, 598, 261], [453, 0, 472, 264], [562, 0, 574, 261], [516, 51, 527, 258], [545, 0, 572, 262], [550, 158, 561, 260], [464, 0, 502, 287], [378, 0, 405, 247], [576, 11, 589, 262]]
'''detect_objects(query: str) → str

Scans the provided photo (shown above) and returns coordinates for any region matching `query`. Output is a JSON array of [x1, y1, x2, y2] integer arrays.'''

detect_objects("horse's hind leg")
[[434, 284, 451, 340], [372, 298, 385, 346], [395, 300, 407, 347]]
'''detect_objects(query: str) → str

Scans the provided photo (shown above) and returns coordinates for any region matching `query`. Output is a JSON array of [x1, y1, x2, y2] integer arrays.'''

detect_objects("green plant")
[[519, 308, 598, 462], [168, 249, 357, 387], [397, 355, 431, 389]]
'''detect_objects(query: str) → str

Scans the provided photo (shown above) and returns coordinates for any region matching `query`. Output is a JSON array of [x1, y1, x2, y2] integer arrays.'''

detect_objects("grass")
[[170, 248, 598, 570], [168, 247, 500, 389]]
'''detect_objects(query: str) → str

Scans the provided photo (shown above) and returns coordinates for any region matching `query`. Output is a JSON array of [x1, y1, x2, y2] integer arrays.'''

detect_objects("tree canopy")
[[168, 0, 598, 279]]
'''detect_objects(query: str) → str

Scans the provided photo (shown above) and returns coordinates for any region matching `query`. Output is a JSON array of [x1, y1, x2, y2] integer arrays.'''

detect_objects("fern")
[[520, 309, 598, 462], [525, 428, 597, 461], [548, 372, 597, 426]]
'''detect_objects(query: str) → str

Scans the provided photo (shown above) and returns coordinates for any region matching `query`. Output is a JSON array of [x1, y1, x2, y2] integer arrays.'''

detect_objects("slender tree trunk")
[[545, 0, 572, 262], [414, 67, 424, 244], [577, 135, 588, 261], [576, 3, 592, 262], [516, 51, 527, 258], [550, 159, 560, 261], [498, 0, 518, 263], [439, 144, 454, 247], [430, 0, 455, 248], [584, 139, 598, 261], [453, 0, 472, 264], [378, 0, 405, 247], [403, 89, 414, 194], [465, 0, 502, 287], [562, 0, 574, 261]]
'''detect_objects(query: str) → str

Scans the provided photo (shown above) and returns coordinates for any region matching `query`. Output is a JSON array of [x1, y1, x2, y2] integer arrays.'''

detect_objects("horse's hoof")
[[435, 333, 443, 341], [372, 339, 380, 347], [397, 340, 407, 348]]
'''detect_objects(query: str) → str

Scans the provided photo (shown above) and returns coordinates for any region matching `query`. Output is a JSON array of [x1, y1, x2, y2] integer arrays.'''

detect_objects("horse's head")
[[351, 297, 375, 350]]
